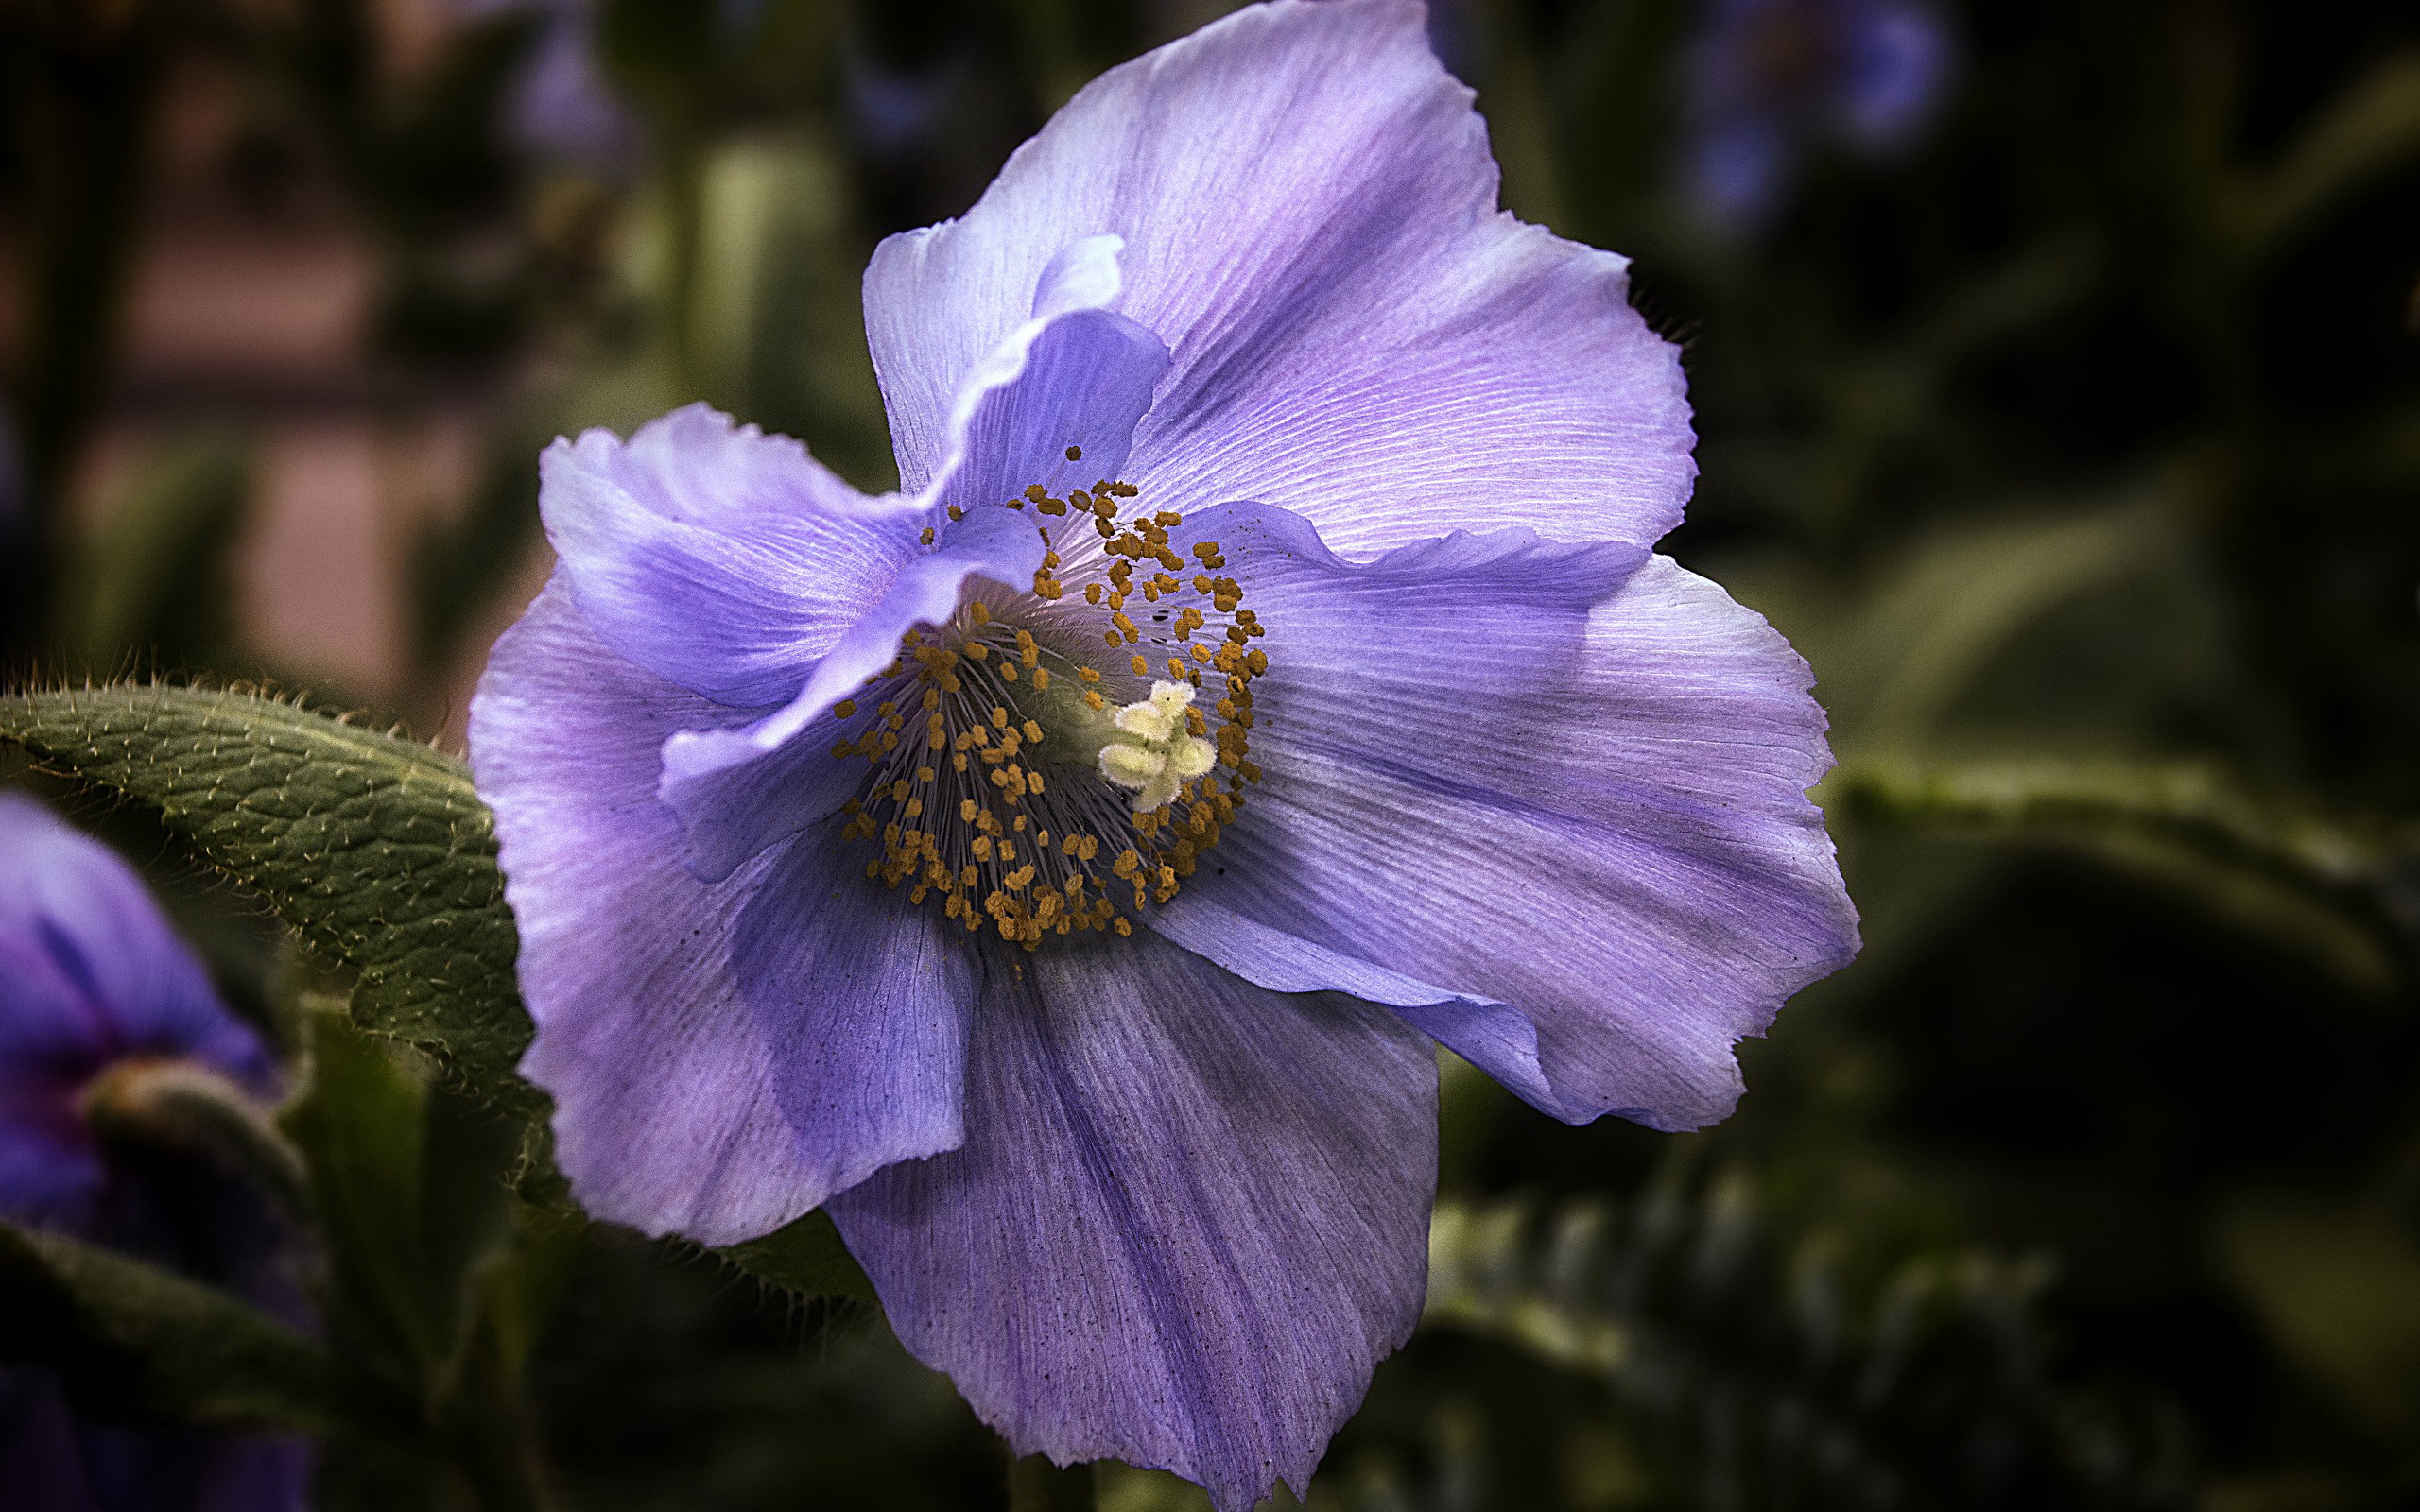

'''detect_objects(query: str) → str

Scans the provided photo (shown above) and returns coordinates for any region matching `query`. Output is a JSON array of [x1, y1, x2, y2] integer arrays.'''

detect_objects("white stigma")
[[1097, 681, 1217, 815]]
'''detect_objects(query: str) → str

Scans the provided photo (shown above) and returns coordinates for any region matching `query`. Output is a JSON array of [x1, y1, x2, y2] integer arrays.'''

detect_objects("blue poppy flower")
[[1682, 0, 1951, 232], [469, 2, 1858, 1503], [0, 793, 311, 1512]]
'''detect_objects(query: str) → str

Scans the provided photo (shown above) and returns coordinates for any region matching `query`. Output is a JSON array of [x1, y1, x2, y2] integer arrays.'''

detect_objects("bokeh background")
[[5, 0, 2420, 1507]]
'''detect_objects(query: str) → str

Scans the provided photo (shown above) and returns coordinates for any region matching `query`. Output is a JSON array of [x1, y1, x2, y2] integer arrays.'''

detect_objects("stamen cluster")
[[829, 452, 1268, 947]]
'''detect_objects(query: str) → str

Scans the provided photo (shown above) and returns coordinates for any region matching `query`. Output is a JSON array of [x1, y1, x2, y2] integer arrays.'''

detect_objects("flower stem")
[[1008, 1454, 1097, 1512]]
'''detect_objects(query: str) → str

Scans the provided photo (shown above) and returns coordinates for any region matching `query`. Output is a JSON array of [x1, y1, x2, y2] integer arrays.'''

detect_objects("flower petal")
[[649, 492, 1044, 884], [0, 928, 112, 1230], [829, 931, 1435, 1512], [0, 794, 268, 1087], [660, 247, 1170, 881], [933, 233, 1172, 516], [0, 1366, 313, 1512], [540, 404, 927, 709], [469, 579, 970, 1245], [1147, 507, 1857, 1130], [727, 834, 974, 1216], [0, 999, 106, 1230], [864, 0, 1691, 557]]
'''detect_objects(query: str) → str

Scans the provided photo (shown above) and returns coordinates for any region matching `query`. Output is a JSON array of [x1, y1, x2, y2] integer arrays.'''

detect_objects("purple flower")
[[0, 793, 311, 1512], [1682, 0, 1951, 232], [0, 794, 280, 1242], [469, 2, 1857, 1503]]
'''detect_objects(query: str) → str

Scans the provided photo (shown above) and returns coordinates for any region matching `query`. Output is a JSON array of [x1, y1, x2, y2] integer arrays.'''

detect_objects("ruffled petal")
[[659, 243, 1170, 881], [468, 580, 970, 1245], [1145, 507, 1857, 1130], [540, 404, 927, 709], [649, 490, 1045, 883], [933, 233, 1172, 516], [864, 0, 1691, 557], [829, 932, 1435, 1511]]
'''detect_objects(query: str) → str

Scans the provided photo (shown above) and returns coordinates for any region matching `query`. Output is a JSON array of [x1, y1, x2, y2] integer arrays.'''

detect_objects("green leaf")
[[0, 683, 531, 1112], [1823, 757, 2404, 992], [1827, 506, 2167, 749], [281, 996, 521, 1381], [281, 994, 576, 1508], [476, 1203, 587, 1386], [1824, 759, 2377, 892], [0, 1219, 354, 1435], [717, 1210, 875, 1305]]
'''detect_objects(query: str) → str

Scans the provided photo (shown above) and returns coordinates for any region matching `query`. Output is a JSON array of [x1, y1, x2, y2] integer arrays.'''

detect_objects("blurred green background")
[[5, 0, 2419, 1507]]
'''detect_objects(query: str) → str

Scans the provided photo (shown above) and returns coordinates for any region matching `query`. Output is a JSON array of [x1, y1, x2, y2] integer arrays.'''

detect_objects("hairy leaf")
[[282, 996, 521, 1380], [0, 683, 530, 1108], [717, 1211, 875, 1306]]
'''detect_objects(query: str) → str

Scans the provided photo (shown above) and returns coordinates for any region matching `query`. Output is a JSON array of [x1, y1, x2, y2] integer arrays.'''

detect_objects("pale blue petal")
[[469, 580, 969, 1245], [863, 0, 1693, 558], [831, 931, 1435, 1512], [540, 404, 926, 710], [659, 244, 1170, 881], [1144, 508, 1857, 1130]]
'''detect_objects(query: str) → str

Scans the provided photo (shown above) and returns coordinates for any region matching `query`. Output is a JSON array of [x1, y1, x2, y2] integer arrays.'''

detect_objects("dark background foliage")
[[4, 0, 2418, 1507]]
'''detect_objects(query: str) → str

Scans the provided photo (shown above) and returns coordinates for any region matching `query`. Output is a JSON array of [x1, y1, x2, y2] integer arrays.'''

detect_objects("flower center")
[[826, 456, 1267, 948]]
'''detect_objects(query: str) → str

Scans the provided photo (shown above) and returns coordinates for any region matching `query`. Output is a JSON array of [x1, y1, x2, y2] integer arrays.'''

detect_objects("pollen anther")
[[828, 472, 1266, 949]]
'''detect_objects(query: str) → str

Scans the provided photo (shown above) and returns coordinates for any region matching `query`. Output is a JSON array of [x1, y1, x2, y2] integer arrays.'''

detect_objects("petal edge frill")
[[540, 404, 927, 710], [659, 244, 1171, 882], [1149, 517, 1857, 1131], [469, 579, 970, 1245], [864, 0, 1693, 558], [829, 933, 1436, 1512]]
